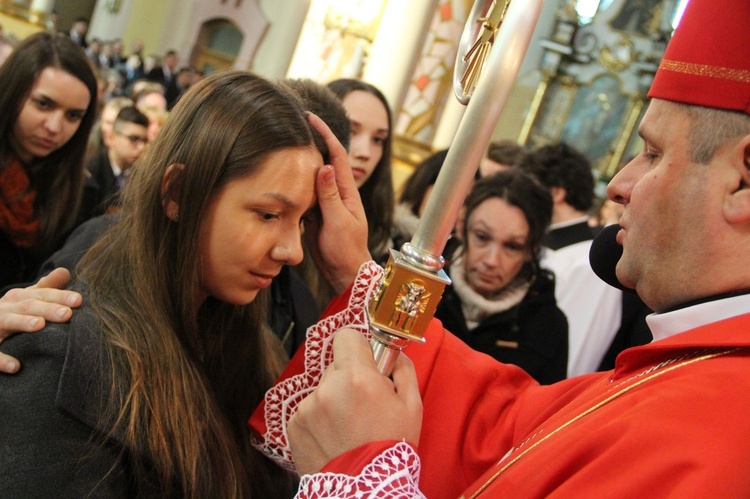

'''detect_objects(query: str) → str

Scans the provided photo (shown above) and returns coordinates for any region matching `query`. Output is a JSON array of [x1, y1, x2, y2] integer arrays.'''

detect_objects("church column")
[[389, 0, 470, 175], [252, 0, 311, 78], [361, 0, 437, 113]]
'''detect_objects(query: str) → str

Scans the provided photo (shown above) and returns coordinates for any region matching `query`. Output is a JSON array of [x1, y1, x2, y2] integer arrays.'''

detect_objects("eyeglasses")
[[115, 131, 149, 146]]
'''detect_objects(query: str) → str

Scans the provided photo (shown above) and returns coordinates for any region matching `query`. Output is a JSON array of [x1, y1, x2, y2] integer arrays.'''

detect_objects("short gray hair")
[[680, 104, 750, 164]]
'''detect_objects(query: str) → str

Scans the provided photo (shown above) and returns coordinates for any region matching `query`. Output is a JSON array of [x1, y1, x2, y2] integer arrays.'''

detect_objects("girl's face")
[[11, 67, 90, 163], [196, 146, 322, 306], [464, 197, 531, 298], [341, 90, 389, 188]]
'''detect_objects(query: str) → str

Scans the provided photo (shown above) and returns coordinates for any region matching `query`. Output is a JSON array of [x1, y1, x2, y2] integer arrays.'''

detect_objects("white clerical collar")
[[548, 215, 589, 231], [647, 293, 750, 342]]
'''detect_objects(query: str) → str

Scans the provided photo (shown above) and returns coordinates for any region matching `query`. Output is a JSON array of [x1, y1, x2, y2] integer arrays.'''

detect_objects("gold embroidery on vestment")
[[460, 348, 740, 499], [659, 59, 750, 83]]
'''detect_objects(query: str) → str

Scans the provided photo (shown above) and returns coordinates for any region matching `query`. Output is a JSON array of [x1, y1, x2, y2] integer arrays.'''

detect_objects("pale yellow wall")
[[392, 159, 414, 198], [121, 0, 171, 56], [0, 12, 43, 39]]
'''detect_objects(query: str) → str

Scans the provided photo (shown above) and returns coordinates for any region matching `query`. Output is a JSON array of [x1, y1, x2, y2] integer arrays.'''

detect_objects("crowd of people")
[[1, 0, 749, 495], [0, 23, 632, 386]]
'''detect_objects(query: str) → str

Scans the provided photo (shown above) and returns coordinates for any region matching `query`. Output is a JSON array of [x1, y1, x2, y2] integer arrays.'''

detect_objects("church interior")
[[0, 0, 689, 193]]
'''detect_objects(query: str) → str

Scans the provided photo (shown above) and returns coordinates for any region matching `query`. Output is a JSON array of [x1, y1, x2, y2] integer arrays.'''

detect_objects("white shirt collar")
[[108, 152, 123, 177], [549, 215, 590, 231], [647, 293, 750, 342]]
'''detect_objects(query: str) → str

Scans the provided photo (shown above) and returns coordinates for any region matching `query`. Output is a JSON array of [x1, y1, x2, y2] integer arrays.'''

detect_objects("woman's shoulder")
[[2, 281, 111, 429], [57, 284, 112, 429], [524, 269, 559, 303], [0, 295, 127, 496], [520, 271, 567, 329], [0, 284, 105, 420]]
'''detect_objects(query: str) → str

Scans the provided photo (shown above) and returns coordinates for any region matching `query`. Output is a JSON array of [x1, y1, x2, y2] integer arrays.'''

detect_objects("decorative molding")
[[521, 0, 678, 180], [598, 36, 635, 74]]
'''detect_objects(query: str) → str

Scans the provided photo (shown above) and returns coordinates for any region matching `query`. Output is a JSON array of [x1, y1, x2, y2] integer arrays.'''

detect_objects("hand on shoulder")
[[0, 268, 81, 373]]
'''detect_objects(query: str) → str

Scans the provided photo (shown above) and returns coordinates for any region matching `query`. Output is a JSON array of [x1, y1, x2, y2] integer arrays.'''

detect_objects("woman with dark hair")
[[327, 78, 394, 261], [0, 32, 98, 288], [435, 169, 568, 384], [397, 149, 448, 219], [296, 78, 394, 309], [0, 70, 369, 497]]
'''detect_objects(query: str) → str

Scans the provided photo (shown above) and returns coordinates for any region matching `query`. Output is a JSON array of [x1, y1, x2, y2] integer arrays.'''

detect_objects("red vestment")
[[251, 266, 750, 497]]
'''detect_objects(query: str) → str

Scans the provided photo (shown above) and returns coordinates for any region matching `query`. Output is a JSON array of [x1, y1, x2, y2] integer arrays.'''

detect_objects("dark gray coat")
[[0, 293, 133, 498]]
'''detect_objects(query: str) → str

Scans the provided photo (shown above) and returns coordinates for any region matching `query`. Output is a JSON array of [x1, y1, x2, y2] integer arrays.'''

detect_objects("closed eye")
[[257, 211, 279, 222]]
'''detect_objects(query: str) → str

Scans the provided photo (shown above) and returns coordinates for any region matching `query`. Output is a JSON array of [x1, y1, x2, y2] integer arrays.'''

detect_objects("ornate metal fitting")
[[454, 0, 512, 104], [368, 249, 451, 342]]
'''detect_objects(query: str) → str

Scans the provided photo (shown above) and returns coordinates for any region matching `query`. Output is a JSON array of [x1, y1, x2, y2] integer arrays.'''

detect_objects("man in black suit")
[[147, 49, 180, 108], [85, 107, 149, 218], [66, 17, 89, 48]]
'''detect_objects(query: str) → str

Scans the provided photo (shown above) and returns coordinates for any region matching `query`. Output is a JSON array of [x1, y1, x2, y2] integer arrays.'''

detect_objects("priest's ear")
[[722, 133, 750, 225], [161, 163, 184, 222]]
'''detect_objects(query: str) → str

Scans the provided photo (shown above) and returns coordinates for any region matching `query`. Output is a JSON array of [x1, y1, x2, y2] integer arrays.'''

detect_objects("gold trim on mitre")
[[659, 59, 750, 84]]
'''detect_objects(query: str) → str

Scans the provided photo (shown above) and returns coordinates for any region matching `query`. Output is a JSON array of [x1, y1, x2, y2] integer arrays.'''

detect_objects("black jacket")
[[435, 270, 568, 384], [545, 221, 602, 250], [85, 150, 120, 217], [146, 66, 180, 108], [0, 229, 45, 290]]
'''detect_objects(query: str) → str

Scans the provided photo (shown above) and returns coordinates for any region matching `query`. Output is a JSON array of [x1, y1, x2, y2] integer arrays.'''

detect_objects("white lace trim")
[[295, 441, 425, 499], [252, 261, 383, 472]]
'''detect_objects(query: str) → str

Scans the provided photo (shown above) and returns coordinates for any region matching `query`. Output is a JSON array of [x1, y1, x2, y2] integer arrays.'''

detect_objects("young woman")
[[0, 71, 369, 497], [435, 169, 569, 384], [0, 32, 98, 289], [327, 78, 394, 262], [294, 79, 394, 309]]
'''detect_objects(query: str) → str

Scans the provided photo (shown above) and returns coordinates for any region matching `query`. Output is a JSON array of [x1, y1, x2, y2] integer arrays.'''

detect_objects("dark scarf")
[[0, 157, 40, 249]]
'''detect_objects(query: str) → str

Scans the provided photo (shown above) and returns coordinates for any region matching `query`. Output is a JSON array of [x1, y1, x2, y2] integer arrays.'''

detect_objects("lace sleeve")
[[295, 442, 425, 499], [252, 261, 383, 472]]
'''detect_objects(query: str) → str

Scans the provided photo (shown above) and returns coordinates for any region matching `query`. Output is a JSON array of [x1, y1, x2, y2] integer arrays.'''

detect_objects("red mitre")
[[648, 0, 750, 115]]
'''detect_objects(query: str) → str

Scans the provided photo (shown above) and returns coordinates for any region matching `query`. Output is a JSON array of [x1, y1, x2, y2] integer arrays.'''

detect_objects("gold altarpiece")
[[519, 0, 682, 181]]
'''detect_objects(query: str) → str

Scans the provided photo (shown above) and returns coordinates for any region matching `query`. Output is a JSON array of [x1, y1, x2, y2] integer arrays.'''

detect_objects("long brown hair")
[[78, 71, 318, 497], [0, 32, 98, 254]]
